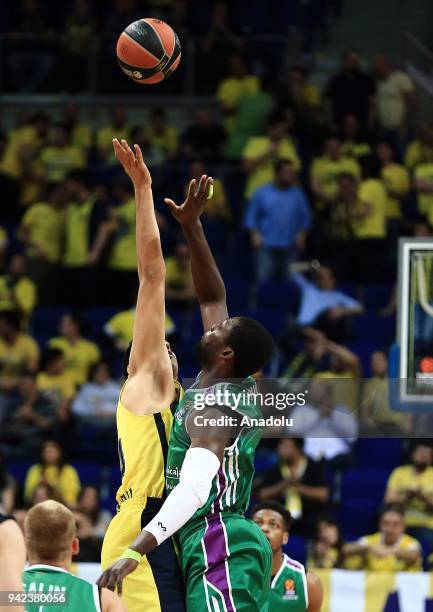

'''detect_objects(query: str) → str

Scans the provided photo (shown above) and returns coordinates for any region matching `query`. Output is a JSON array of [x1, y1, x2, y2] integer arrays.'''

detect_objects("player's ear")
[[220, 345, 234, 360], [71, 537, 80, 557], [283, 532, 289, 546]]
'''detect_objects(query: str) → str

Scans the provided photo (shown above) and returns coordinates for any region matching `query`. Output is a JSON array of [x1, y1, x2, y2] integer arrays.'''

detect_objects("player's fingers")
[[205, 176, 214, 197], [116, 574, 123, 596], [96, 571, 107, 588], [121, 139, 135, 163], [112, 139, 124, 159], [163, 198, 179, 214], [196, 174, 207, 198], [134, 143, 144, 165], [186, 178, 196, 200]]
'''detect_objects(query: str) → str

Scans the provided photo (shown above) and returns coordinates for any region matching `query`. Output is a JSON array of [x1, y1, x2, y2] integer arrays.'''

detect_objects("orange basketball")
[[116, 18, 181, 84]]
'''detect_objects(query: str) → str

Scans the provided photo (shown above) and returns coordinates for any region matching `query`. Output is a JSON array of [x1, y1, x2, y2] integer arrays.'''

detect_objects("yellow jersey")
[[115, 389, 179, 507], [0, 333, 40, 380], [415, 163, 433, 225], [108, 199, 137, 271], [36, 371, 76, 401], [353, 179, 387, 239], [405, 140, 433, 171], [386, 465, 433, 529], [358, 532, 421, 572], [97, 126, 130, 163], [48, 337, 100, 386], [243, 136, 301, 199], [341, 141, 371, 159], [311, 155, 361, 202], [21, 202, 65, 263], [105, 309, 175, 351], [0, 276, 37, 319], [381, 163, 409, 219], [24, 463, 81, 506], [63, 196, 96, 267], [40, 145, 85, 182]]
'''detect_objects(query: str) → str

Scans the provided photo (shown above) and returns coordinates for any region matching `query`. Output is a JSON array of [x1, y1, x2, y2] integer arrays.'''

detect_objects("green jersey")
[[166, 376, 263, 540], [267, 554, 308, 611], [23, 564, 101, 612]]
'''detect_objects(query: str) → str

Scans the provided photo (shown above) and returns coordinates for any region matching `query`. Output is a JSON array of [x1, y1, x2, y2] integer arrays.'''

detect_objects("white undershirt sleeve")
[[143, 446, 220, 545]]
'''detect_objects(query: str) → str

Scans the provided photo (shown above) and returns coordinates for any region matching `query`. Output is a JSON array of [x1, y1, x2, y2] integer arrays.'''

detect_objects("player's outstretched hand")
[[164, 174, 213, 226], [113, 138, 152, 190], [97, 558, 138, 595]]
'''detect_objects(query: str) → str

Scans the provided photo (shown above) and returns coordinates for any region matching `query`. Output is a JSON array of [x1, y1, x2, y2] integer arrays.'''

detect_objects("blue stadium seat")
[[85, 307, 119, 339], [352, 313, 395, 344], [256, 280, 300, 314], [249, 309, 286, 336], [354, 439, 403, 469], [338, 499, 379, 539], [72, 461, 102, 488], [226, 280, 252, 313], [7, 461, 31, 485], [254, 448, 277, 473], [340, 467, 391, 504], [31, 306, 69, 344], [362, 284, 394, 311], [107, 465, 121, 503]]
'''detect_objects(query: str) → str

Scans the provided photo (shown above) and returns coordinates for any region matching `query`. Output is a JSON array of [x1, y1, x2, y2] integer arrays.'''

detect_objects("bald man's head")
[[25, 500, 77, 563]]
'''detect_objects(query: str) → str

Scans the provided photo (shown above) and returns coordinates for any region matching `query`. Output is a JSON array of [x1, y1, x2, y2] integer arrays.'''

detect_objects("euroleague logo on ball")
[[123, 67, 144, 80]]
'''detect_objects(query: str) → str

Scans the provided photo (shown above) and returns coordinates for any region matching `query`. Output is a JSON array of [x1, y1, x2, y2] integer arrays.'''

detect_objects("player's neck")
[[272, 551, 285, 578], [198, 367, 231, 387], [29, 558, 71, 572]]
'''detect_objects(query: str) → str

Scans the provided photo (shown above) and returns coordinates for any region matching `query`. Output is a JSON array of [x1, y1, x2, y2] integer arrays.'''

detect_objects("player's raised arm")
[[164, 176, 228, 331], [113, 139, 173, 413]]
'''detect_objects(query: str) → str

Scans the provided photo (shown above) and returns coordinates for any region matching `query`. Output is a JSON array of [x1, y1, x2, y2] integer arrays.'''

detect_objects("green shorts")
[[179, 513, 272, 612]]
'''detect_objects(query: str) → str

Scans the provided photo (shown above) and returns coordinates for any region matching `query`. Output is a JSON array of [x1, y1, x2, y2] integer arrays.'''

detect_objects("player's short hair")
[[25, 500, 76, 561], [251, 501, 293, 531], [0, 309, 21, 331], [227, 317, 273, 378]]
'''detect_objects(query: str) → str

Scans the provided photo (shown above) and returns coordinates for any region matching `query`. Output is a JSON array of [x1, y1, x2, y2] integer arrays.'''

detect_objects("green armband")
[[120, 548, 142, 563]]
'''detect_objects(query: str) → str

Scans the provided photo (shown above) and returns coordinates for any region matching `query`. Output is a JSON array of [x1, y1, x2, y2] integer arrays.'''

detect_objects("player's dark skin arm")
[[97, 405, 230, 594], [164, 176, 229, 331]]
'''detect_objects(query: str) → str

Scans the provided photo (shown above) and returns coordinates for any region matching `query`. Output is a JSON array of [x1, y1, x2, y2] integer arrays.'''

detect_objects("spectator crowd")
[[0, 0, 432, 576]]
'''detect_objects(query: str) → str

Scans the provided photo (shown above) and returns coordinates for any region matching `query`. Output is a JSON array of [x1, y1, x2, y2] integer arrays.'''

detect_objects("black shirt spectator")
[[325, 49, 375, 130], [254, 438, 329, 537], [182, 110, 227, 162]]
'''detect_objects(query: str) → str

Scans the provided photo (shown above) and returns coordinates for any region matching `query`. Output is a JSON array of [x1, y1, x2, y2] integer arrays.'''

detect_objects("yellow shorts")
[[101, 497, 185, 612]]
